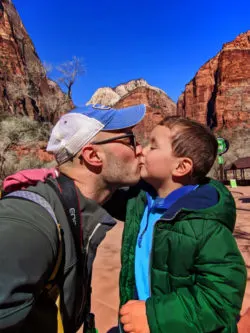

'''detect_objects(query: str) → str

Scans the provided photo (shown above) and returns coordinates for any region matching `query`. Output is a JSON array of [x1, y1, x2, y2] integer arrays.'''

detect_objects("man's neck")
[[74, 179, 114, 205], [58, 166, 114, 205]]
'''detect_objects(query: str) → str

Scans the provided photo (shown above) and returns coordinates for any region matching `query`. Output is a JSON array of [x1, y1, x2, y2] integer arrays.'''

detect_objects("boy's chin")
[[140, 175, 153, 185], [140, 173, 147, 181], [140, 168, 147, 179]]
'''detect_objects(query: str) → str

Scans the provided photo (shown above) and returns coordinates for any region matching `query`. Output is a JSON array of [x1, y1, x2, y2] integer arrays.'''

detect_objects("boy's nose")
[[142, 145, 149, 155]]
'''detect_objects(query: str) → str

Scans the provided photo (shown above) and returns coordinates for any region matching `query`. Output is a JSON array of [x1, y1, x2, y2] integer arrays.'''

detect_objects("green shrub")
[[0, 116, 53, 188]]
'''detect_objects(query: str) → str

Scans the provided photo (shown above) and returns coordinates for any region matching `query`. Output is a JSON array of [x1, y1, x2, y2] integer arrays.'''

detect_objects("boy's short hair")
[[159, 116, 218, 181]]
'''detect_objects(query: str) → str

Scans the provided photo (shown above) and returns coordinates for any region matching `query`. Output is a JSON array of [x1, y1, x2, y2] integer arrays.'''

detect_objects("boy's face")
[[140, 125, 179, 190]]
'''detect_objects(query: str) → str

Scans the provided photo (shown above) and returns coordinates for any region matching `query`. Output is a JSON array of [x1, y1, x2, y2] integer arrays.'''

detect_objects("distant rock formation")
[[177, 30, 250, 129], [0, 0, 72, 122], [87, 79, 177, 142], [87, 78, 166, 106]]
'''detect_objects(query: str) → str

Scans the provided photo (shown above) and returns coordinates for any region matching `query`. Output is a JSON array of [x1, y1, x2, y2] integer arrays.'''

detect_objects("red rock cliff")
[[0, 0, 72, 122], [87, 79, 177, 142], [177, 31, 250, 129]]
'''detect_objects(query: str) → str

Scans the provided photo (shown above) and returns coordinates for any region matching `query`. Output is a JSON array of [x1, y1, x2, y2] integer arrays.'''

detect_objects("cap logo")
[[92, 104, 111, 110]]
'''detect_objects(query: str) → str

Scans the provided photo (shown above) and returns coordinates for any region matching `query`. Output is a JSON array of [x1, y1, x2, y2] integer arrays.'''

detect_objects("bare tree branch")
[[42, 61, 53, 76], [56, 56, 85, 99]]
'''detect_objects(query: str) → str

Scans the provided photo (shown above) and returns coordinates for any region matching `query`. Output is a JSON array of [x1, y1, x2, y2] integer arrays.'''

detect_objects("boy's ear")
[[79, 145, 103, 166], [173, 157, 193, 177]]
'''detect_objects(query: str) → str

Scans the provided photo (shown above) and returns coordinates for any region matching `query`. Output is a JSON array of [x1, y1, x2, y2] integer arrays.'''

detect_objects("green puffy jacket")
[[120, 179, 247, 332]]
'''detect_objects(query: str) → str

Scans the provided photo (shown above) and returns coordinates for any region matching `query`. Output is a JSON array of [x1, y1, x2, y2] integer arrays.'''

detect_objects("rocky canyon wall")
[[177, 31, 250, 129], [0, 0, 72, 122]]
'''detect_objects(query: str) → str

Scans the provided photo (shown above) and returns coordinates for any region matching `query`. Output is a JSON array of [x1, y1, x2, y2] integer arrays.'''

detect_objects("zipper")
[[148, 210, 182, 296], [148, 228, 155, 297], [86, 223, 102, 254], [138, 204, 182, 247], [78, 223, 102, 321], [138, 210, 150, 247], [138, 194, 152, 248], [160, 210, 182, 222]]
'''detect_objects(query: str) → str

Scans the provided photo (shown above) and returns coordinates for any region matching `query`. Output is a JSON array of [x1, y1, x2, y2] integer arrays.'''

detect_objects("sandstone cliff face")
[[0, 0, 72, 122], [87, 79, 177, 142], [114, 86, 176, 142], [177, 31, 250, 129]]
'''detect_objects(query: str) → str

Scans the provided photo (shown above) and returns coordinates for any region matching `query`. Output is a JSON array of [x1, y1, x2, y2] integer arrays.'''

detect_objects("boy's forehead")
[[169, 125, 182, 137], [151, 125, 173, 139]]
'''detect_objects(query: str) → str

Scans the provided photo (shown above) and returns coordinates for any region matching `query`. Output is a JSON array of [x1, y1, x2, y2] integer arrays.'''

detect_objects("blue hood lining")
[[159, 183, 219, 220]]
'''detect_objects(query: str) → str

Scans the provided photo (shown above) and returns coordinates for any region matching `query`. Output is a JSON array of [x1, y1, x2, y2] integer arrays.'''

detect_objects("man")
[[0, 104, 145, 333]]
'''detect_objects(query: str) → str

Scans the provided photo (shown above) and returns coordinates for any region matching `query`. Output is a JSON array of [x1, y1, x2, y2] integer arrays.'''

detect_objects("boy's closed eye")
[[149, 139, 158, 150]]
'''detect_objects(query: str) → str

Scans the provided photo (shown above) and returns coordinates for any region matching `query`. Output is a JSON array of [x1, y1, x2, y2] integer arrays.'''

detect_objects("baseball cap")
[[46, 104, 146, 164]]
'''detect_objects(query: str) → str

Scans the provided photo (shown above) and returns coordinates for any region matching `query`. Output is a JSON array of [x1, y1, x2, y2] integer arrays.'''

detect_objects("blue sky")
[[12, 0, 250, 107]]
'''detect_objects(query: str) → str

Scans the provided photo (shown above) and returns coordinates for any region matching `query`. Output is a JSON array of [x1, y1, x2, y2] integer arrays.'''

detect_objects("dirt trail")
[[80, 186, 250, 333]]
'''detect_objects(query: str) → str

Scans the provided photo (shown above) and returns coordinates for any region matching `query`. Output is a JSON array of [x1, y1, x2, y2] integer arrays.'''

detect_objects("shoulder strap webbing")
[[3, 190, 64, 333], [46, 175, 95, 330], [47, 174, 83, 254], [3, 190, 63, 283], [5, 190, 57, 223]]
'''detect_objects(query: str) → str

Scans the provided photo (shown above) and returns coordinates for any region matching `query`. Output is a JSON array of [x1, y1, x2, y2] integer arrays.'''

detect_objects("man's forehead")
[[91, 128, 132, 142], [103, 126, 134, 133], [100, 127, 133, 135]]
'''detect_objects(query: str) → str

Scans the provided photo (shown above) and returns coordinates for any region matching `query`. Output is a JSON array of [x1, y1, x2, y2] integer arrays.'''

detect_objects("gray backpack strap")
[[4, 190, 64, 329], [4, 190, 63, 283], [4, 190, 58, 226]]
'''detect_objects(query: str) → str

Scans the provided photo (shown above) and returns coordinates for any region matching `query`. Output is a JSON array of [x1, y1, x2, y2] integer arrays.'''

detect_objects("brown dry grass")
[[0, 115, 52, 187]]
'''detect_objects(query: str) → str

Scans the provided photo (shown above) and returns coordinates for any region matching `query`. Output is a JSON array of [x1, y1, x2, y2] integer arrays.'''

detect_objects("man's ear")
[[173, 157, 193, 177], [79, 145, 103, 166]]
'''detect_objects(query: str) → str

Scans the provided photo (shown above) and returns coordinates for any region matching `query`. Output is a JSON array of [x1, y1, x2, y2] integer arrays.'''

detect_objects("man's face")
[[140, 125, 179, 191], [92, 129, 142, 187]]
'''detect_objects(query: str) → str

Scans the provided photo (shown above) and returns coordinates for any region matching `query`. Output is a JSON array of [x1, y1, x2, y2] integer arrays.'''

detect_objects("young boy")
[[119, 116, 247, 333]]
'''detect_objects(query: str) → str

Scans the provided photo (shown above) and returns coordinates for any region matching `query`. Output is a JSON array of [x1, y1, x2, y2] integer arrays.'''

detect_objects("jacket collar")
[[146, 185, 199, 212], [160, 182, 219, 220]]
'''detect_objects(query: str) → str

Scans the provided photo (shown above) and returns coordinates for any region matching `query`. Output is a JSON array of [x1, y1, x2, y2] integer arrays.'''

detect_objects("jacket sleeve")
[[0, 199, 58, 332], [146, 221, 247, 333]]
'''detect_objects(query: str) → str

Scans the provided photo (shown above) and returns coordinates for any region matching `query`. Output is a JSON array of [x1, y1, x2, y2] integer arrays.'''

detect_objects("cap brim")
[[103, 104, 146, 131], [70, 104, 146, 131]]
